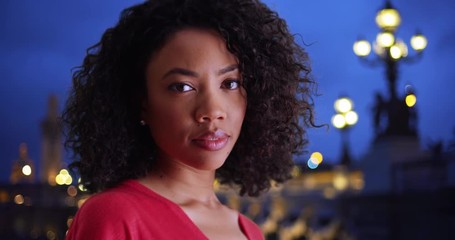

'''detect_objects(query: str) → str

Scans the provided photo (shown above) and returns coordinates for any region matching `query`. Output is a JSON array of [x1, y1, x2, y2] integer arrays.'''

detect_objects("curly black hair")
[[63, 0, 315, 197]]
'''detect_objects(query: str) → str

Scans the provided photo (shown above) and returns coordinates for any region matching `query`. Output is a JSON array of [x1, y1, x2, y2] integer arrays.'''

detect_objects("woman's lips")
[[192, 130, 229, 151]]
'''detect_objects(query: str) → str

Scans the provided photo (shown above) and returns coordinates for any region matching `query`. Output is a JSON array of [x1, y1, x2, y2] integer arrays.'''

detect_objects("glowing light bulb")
[[411, 34, 427, 51], [310, 152, 323, 164], [345, 111, 359, 125], [332, 114, 346, 129], [334, 98, 353, 113], [353, 40, 371, 57], [390, 45, 402, 59], [376, 32, 395, 48], [405, 94, 417, 107], [22, 165, 32, 176]]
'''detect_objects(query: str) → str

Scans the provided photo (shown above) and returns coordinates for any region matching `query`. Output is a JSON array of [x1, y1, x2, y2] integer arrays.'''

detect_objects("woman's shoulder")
[[67, 180, 177, 239], [77, 179, 168, 215]]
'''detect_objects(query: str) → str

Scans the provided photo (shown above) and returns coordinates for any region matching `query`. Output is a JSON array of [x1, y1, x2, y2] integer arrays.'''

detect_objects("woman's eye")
[[222, 80, 241, 90], [169, 83, 194, 92]]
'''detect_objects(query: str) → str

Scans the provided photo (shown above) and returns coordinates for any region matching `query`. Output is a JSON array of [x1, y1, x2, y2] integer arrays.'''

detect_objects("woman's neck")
[[141, 158, 220, 206]]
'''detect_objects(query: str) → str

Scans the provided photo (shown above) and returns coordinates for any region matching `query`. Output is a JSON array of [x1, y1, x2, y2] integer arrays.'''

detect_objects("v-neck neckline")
[[127, 179, 249, 239]]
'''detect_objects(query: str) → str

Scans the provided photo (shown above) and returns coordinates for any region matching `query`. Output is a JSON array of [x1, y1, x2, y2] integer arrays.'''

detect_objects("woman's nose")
[[194, 91, 227, 123]]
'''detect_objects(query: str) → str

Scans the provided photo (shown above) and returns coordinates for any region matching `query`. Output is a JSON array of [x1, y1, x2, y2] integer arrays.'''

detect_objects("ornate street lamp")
[[353, 0, 426, 137], [332, 97, 358, 166]]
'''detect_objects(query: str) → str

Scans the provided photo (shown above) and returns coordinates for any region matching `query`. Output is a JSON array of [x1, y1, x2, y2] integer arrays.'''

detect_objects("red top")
[[66, 180, 264, 240]]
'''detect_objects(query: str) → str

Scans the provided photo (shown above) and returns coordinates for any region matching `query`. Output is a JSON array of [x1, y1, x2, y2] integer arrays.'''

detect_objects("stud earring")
[[140, 120, 146, 126]]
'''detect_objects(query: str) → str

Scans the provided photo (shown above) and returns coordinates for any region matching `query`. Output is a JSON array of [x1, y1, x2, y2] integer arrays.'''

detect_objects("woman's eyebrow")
[[162, 68, 198, 80], [162, 64, 239, 80], [217, 64, 238, 75]]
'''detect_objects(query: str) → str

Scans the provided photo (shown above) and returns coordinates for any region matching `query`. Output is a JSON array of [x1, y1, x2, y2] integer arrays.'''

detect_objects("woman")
[[63, 0, 314, 239]]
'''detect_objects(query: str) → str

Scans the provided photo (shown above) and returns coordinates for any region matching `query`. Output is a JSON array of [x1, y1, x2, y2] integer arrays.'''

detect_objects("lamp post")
[[353, 0, 427, 137], [332, 97, 358, 166]]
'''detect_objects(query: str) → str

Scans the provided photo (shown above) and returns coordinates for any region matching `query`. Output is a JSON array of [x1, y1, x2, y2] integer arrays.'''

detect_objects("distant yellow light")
[[67, 186, 78, 197], [56, 169, 73, 185], [14, 194, 24, 205], [405, 94, 417, 107], [353, 40, 371, 57], [22, 165, 32, 176], [390, 45, 402, 59], [334, 98, 353, 113], [291, 165, 301, 177], [396, 39, 408, 57], [345, 111, 359, 125], [65, 175, 73, 185], [55, 175, 65, 185], [78, 183, 88, 192], [373, 41, 385, 56], [376, 8, 401, 30], [376, 32, 395, 48], [411, 34, 427, 51], [48, 175, 56, 186], [0, 191, 8, 203], [332, 114, 346, 129], [333, 174, 349, 191], [310, 152, 323, 164]]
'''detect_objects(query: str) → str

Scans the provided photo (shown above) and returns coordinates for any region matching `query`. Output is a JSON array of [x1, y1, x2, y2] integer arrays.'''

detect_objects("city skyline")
[[1, 0, 455, 182]]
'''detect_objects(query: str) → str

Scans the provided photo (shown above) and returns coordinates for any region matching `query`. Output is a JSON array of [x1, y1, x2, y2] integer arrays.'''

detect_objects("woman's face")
[[142, 28, 247, 171]]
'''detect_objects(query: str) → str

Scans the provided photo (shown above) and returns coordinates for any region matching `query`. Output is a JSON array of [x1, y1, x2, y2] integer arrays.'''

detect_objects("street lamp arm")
[[400, 52, 424, 65], [357, 56, 383, 68]]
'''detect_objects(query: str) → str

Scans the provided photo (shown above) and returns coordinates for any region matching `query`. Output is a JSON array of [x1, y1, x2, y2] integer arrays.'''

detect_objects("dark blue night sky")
[[1, 0, 454, 182]]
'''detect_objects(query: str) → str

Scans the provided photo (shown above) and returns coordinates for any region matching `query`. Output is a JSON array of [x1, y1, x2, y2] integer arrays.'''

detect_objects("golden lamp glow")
[[376, 32, 395, 48], [334, 98, 353, 113], [396, 39, 408, 57], [411, 34, 427, 51], [291, 165, 301, 177], [332, 114, 346, 129], [333, 173, 349, 191], [55, 169, 73, 186], [14, 194, 25, 205], [390, 45, 403, 59], [376, 8, 401, 30], [353, 40, 371, 57], [309, 152, 323, 164], [405, 94, 417, 107], [77, 178, 88, 192], [67, 186, 78, 197], [345, 111, 359, 125], [373, 41, 385, 56], [22, 165, 32, 176], [0, 191, 8, 203]]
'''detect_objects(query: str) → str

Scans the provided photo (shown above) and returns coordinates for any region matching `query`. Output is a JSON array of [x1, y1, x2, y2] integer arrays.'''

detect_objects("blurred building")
[[40, 95, 63, 185], [0, 95, 78, 240], [332, 75, 455, 239], [10, 143, 35, 184]]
